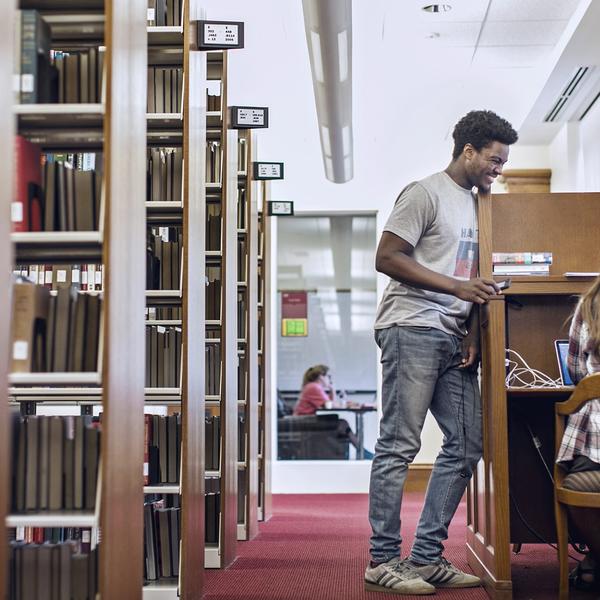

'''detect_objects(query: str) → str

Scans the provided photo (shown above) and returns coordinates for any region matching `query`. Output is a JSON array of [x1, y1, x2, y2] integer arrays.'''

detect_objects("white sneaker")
[[410, 557, 481, 588], [364, 557, 436, 595]]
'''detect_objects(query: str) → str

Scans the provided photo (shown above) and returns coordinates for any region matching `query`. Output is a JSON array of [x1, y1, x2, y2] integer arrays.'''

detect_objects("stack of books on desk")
[[492, 252, 552, 276]]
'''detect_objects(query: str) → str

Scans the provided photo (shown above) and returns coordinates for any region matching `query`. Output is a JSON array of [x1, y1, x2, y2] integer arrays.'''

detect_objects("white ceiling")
[[199, 0, 595, 211]]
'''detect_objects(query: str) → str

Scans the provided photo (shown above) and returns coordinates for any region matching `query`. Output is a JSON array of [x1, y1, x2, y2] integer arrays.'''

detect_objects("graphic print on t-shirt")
[[454, 226, 479, 279]]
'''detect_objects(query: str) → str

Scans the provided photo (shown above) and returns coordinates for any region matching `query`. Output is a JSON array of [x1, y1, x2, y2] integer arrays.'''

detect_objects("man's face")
[[464, 141, 510, 192]]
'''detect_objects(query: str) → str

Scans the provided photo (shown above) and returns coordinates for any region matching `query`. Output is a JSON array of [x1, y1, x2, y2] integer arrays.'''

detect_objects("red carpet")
[[204, 494, 594, 600]]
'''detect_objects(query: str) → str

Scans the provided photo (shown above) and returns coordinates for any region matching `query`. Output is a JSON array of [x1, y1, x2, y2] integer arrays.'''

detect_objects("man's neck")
[[444, 161, 472, 190]]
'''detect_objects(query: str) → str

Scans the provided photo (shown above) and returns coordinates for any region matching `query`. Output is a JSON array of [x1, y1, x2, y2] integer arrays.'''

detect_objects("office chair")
[[554, 373, 600, 599]]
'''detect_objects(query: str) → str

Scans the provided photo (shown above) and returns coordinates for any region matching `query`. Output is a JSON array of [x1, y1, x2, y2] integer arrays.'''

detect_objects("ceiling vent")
[[544, 66, 600, 122]]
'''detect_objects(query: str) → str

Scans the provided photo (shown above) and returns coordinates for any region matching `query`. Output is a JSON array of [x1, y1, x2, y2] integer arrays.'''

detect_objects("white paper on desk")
[[564, 272, 600, 277]]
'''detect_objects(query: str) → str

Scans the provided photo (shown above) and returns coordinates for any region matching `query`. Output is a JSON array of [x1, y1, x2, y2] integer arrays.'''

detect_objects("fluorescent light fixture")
[[342, 125, 351, 155], [303, 0, 353, 183], [344, 155, 353, 180], [325, 157, 334, 180], [338, 30, 348, 82], [321, 125, 332, 155], [310, 31, 324, 83]]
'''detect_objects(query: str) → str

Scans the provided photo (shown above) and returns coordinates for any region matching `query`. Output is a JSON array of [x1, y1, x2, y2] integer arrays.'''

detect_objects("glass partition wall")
[[276, 214, 378, 461]]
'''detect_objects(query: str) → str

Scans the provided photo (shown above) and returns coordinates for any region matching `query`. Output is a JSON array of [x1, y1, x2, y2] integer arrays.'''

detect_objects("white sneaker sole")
[[364, 580, 436, 595]]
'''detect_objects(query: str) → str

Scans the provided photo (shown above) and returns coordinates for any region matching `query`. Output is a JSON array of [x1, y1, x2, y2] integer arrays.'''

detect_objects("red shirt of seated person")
[[293, 364, 334, 416]]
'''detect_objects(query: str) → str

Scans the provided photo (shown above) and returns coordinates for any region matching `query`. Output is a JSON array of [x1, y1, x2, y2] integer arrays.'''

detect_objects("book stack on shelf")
[[3, 2, 146, 600], [492, 252, 552, 276]]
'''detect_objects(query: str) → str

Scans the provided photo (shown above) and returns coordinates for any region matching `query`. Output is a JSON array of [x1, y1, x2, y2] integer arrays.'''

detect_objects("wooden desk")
[[466, 191, 600, 599]]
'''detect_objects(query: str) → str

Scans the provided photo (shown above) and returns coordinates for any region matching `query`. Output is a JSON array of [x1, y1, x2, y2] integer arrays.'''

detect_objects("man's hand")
[[454, 278, 500, 304], [459, 335, 480, 370]]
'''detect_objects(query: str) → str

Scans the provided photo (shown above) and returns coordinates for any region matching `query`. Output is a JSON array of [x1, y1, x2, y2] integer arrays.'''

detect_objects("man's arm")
[[460, 305, 480, 369], [375, 231, 499, 304]]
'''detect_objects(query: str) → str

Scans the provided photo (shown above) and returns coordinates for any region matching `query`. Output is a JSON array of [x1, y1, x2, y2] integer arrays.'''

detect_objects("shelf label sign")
[[230, 106, 269, 129], [253, 162, 284, 180], [281, 291, 308, 337], [267, 201, 294, 216], [197, 21, 245, 49]]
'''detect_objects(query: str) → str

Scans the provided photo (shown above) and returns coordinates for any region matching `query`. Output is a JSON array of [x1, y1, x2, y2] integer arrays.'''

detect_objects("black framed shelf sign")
[[230, 107, 268, 129], [196, 20, 244, 50], [252, 162, 284, 181]]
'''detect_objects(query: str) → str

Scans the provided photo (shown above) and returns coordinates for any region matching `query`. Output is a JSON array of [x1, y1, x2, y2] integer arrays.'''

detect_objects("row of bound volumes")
[[146, 306, 182, 320], [8, 542, 97, 600], [10, 415, 100, 513], [13, 139, 102, 233], [146, 227, 182, 291], [237, 188, 246, 230], [145, 326, 182, 389], [14, 264, 103, 291], [13, 10, 105, 104], [206, 141, 222, 184], [147, 0, 183, 27], [237, 290, 247, 339], [206, 204, 222, 251], [205, 485, 221, 545], [205, 414, 220, 471], [11, 527, 93, 552], [147, 148, 183, 203], [206, 266, 222, 321], [10, 282, 102, 373], [237, 469, 247, 525], [238, 137, 247, 173], [205, 342, 221, 397], [238, 238, 248, 282], [144, 414, 181, 485], [147, 67, 183, 114], [143, 500, 179, 581]]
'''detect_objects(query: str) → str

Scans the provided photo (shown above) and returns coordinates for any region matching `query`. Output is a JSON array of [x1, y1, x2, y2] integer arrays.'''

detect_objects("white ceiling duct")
[[544, 65, 600, 123], [302, 0, 353, 183]]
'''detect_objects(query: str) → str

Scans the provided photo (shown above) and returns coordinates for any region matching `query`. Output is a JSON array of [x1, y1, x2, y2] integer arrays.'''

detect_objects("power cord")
[[505, 348, 561, 388]]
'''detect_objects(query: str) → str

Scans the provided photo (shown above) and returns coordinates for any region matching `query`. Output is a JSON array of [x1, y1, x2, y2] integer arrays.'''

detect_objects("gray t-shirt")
[[374, 171, 478, 337]]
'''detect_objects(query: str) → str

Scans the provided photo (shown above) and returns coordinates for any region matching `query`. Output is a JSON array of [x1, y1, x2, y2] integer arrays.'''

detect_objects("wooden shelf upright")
[[467, 192, 600, 599], [0, 2, 15, 591], [2, 0, 147, 597], [257, 180, 273, 522], [235, 129, 259, 541]]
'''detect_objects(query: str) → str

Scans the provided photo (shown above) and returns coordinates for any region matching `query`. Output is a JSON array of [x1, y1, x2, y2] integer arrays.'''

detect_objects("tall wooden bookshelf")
[[257, 180, 273, 521], [144, 0, 206, 596], [3, 1, 147, 598], [467, 192, 600, 599], [204, 50, 240, 569], [236, 129, 259, 541]]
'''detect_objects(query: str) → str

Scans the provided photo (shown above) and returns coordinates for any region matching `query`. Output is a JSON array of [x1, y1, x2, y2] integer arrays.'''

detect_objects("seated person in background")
[[557, 275, 600, 589], [293, 364, 373, 459]]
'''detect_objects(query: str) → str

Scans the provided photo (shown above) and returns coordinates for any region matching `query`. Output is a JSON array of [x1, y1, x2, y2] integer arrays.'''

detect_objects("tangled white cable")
[[505, 348, 561, 388]]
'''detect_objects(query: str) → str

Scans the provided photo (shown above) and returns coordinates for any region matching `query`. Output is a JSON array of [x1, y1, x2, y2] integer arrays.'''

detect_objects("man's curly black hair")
[[452, 110, 518, 160]]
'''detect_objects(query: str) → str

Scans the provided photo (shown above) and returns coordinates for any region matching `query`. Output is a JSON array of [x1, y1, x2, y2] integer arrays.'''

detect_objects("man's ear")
[[463, 143, 475, 161]]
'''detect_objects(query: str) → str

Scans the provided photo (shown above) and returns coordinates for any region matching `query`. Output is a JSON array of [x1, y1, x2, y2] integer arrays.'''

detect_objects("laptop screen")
[[554, 340, 574, 386]]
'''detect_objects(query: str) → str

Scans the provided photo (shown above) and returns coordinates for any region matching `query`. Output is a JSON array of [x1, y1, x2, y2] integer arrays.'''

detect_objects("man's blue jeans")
[[369, 325, 482, 564]]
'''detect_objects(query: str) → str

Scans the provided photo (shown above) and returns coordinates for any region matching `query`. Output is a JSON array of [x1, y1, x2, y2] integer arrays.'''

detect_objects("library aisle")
[[204, 494, 491, 600]]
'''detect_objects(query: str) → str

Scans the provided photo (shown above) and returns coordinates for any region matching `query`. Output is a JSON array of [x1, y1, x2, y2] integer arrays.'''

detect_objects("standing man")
[[365, 110, 518, 595]]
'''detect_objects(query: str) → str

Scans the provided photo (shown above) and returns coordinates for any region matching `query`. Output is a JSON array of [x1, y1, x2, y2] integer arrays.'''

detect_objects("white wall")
[[550, 98, 600, 192]]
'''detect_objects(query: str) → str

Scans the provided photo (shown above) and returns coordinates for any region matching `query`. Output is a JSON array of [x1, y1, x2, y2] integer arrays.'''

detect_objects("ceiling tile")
[[472, 44, 552, 68], [479, 19, 568, 46], [486, 0, 581, 22], [412, 21, 481, 46]]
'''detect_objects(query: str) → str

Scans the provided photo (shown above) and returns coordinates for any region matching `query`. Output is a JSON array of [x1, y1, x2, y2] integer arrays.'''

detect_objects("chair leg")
[[555, 498, 570, 600]]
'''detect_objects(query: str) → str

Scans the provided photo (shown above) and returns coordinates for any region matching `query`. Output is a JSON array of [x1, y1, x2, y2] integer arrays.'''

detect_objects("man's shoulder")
[[397, 172, 444, 199]]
